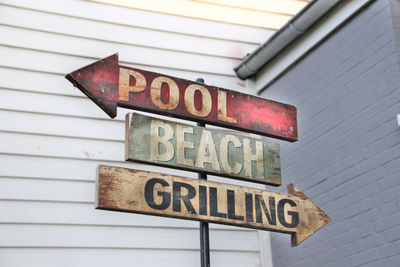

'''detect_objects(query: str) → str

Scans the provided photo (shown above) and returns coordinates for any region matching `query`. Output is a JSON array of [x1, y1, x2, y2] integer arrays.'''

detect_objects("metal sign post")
[[196, 78, 210, 267], [198, 123, 210, 267], [67, 54, 330, 266]]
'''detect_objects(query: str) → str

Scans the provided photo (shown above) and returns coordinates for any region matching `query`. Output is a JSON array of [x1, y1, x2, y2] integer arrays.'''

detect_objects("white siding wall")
[[0, 0, 274, 266]]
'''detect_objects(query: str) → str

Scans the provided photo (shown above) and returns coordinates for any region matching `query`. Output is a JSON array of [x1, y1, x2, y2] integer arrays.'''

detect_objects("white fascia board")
[[254, 0, 375, 95]]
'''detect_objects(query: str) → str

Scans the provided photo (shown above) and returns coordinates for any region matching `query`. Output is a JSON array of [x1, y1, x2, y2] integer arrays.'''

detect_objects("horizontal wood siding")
[[0, 0, 272, 266], [0, 248, 260, 267]]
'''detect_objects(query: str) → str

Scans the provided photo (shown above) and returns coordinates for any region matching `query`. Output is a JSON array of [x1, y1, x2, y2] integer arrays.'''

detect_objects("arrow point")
[[287, 183, 331, 247], [65, 53, 119, 118], [103, 53, 119, 64]]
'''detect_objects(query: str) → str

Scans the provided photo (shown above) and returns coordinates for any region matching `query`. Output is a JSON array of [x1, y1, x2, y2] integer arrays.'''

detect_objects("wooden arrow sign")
[[96, 165, 330, 246], [65, 54, 298, 142], [126, 113, 281, 186]]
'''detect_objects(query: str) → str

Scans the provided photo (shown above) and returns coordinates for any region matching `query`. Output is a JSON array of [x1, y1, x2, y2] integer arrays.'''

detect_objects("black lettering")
[[173, 181, 197, 214], [209, 187, 227, 218], [245, 193, 253, 222], [277, 198, 299, 228], [227, 190, 244, 221], [255, 194, 276, 225], [144, 178, 171, 210], [199, 185, 207, 215]]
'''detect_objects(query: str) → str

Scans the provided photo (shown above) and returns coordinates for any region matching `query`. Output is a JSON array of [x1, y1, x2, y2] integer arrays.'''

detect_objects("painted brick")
[[329, 167, 385, 201], [358, 223, 376, 239], [386, 255, 400, 266], [262, 0, 400, 265], [382, 131, 400, 150], [360, 150, 393, 173], [345, 77, 399, 130], [383, 225, 400, 243], [321, 258, 351, 267], [314, 243, 354, 263], [353, 234, 385, 253], [349, 83, 400, 135], [334, 198, 373, 221], [378, 200, 399, 217], [368, 123, 400, 157], [345, 42, 396, 90], [302, 239, 334, 255], [390, 143, 400, 159], [379, 240, 400, 258], [360, 182, 381, 198], [363, 259, 389, 267], [378, 173, 400, 192], [347, 209, 381, 229], [324, 220, 351, 237], [375, 212, 400, 232], [374, 184, 400, 205], [333, 228, 361, 247], [350, 38, 396, 77], [291, 257, 315, 267], [272, 257, 289, 267], [385, 157, 400, 174], [330, 165, 362, 188], [349, 248, 382, 266], [367, 124, 400, 158], [311, 193, 333, 209]]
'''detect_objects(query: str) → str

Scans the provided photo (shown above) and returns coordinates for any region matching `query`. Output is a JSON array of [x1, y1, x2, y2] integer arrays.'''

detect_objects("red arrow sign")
[[66, 54, 298, 141]]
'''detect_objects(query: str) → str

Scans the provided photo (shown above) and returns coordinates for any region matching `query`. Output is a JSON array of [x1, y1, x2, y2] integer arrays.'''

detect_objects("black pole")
[[196, 78, 210, 267], [198, 147, 210, 267]]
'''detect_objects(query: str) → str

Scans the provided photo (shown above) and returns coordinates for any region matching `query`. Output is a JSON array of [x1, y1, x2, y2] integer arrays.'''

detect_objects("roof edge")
[[234, 0, 344, 80]]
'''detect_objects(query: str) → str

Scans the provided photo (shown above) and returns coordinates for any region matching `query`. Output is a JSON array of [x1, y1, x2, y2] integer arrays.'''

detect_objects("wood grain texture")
[[96, 165, 331, 246], [125, 113, 281, 186], [66, 54, 298, 141]]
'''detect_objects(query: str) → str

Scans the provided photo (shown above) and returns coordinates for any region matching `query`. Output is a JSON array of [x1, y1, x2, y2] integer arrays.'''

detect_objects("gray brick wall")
[[259, 0, 400, 266], [391, 0, 400, 68]]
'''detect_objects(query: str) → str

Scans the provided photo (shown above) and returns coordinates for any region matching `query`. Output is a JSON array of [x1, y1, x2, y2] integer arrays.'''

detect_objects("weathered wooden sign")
[[125, 113, 281, 186], [65, 54, 298, 142], [96, 165, 330, 246]]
